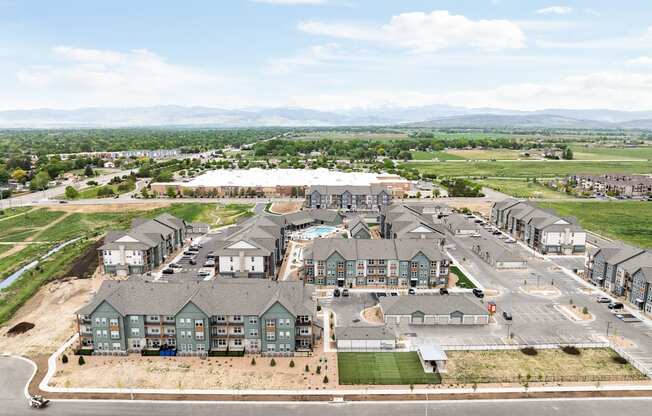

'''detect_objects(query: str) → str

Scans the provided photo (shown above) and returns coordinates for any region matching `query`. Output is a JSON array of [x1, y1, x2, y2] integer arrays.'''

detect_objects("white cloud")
[[252, 0, 327, 4], [627, 56, 652, 66], [265, 43, 370, 74], [536, 6, 573, 15], [538, 26, 652, 49], [299, 10, 526, 52]]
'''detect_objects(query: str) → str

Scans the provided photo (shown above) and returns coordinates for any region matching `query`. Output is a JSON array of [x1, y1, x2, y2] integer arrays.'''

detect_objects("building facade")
[[77, 280, 318, 356], [306, 185, 391, 211]]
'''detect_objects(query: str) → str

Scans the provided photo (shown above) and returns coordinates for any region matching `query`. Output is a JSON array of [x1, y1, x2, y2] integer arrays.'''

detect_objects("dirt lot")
[[362, 306, 384, 324], [269, 201, 303, 214], [446, 200, 492, 217], [0, 273, 102, 356], [43, 202, 171, 213], [51, 351, 338, 390]]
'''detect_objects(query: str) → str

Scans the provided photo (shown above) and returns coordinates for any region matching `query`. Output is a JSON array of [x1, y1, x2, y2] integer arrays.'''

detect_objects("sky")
[[1, 0, 652, 112]]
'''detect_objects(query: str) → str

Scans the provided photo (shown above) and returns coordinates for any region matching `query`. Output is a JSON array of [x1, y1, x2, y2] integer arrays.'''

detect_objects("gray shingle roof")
[[335, 325, 396, 341], [308, 239, 447, 261], [380, 294, 488, 316]]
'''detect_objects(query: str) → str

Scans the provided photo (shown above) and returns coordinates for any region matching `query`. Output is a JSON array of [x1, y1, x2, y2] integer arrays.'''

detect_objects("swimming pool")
[[299, 225, 338, 240]]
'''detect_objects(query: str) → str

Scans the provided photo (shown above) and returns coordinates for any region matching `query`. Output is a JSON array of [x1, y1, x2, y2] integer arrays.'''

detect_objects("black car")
[[189, 258, 197, 265], [169, 263, 182, 269], [439, 288, 449, 295], [333, 288, 341, 297], [472, 288, 485, 298], [502, 311, 513, 321], [608, 302, 624, 310], [162, 268, 174, 275], [342, 288, 350, 297], [408, 288, 416, 295]]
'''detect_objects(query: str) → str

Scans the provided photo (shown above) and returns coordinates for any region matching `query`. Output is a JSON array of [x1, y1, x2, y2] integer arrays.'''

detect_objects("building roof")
[[335, 325, 396, 341], [380, 294, 488, 316], [472, 237, 525, 263], [419, 344, 448, 361], [77, 279, 314, 318], [307, 239, 447, 261], [443, 214, 477, 232]]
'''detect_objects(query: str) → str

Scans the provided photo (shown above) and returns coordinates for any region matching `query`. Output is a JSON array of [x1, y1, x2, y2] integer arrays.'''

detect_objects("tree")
[[65, 186, 79, 199], [0, 167, 9, 184], [84, 165, 95, 177], [270, 358, 276, 367], [78, 356, 86, 365], [11, 168, 27, 183], [289, 359, 295, 368], [166, 186, 177, 198], [30, 171, 50, 191], [251, 357, 256, 366], [562, 147, 573, 160], [61, 354, 68, 364]]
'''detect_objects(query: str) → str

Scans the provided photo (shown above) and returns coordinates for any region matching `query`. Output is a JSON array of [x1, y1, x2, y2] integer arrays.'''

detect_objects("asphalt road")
[[2, 356, 651, 416]]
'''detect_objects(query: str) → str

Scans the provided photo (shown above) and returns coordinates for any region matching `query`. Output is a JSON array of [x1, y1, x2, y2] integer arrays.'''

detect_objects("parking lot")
[[155, 232, 220, 281]]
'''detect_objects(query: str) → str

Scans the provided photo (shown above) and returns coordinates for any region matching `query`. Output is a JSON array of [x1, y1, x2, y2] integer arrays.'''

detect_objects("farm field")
[[402, 160, 652, 178], [570, 146, 652, 161], [411, 151, 465, 160], [538, 201, 652, 248], [338, 352, 442, 385], [476, 178, 571, 199], [446, 148, 526, 160], [445, 348, 644, 383]]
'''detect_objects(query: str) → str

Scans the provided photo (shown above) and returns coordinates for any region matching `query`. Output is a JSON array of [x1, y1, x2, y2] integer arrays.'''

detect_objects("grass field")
[[338, 352, 442, 385], [476, 178, 571, 199], [446, 149, 525, 160], [402, 160, 652, 178], [445, 348, 644, 383], [0, 207, 31, 219], [450, 266, 476, 289], [411, 151, 465, 161], [538, 201, 652, 248], [570, 146, 652, 161], [0, 209, 66, 242], [62, 182, 136, 200]]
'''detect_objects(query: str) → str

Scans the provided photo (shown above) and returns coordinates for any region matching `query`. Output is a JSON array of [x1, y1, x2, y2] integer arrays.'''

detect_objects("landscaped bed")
[[450, 266, 476, 289], [338, 352, 442, 385]]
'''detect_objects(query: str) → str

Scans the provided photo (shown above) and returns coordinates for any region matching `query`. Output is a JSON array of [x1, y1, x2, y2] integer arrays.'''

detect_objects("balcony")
[[228, 332, 245, 338], [296, 318, 311, 326], [210, 319, 227, 325]]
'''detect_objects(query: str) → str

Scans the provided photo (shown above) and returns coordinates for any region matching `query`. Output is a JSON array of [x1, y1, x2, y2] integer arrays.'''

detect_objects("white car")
[[203, 259, 216, 267]]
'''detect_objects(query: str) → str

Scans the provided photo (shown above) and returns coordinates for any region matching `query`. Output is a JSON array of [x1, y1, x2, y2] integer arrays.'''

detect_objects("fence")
[[436, 341, 610, 351], [612, 344, 652, 379], [440, 373, 648, 385]]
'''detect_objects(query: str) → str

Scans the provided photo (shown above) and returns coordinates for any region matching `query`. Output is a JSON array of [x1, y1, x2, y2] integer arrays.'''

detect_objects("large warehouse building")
[[151, 168, 410, 197]]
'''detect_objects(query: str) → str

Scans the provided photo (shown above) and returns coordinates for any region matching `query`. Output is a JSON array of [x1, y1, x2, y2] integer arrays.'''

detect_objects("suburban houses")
[[302, 239, 450, 287], [77, 280, 319, 355], [490, 199, 587, 255], [98, 213, 188, 276], [567, 174, 652, 198]]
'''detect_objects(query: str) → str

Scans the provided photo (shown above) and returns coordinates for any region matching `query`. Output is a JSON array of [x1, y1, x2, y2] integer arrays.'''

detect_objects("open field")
[[445, 348, 645, 383], [570, 146, 652, 161], [538, 201, 652, 248], [0, 209, 65, 242], [338, 352, 442, 385], [402, 160, 652, 178], [293, 132, 409, 141], [411, 151, 465, 161], [446, 149, 526, 160], [61, 182, 136, 200], [0, 206, 32, 219], [50, 352, 338, 390], [476, 178, 571, 199]]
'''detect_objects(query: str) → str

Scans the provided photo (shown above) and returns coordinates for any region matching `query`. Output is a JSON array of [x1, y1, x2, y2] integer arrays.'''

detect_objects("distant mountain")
[[0, 105, 651, 129]]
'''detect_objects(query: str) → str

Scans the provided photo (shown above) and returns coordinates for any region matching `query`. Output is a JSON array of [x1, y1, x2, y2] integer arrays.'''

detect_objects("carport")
[[417, 344, 448, 373]]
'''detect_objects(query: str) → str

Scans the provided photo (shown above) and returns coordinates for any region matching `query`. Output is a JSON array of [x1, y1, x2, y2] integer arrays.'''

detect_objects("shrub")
[[305, 364, 309, 372], [520, 347, 538, 356], [323, 375, 329, 384], [612, 356, 628, 365], [582, 306, 589, 315], [251, 358, 256, 366], [561, 346, 581, 355], [78, 356, 85, 365], [289, 360, 295, 368], [270, 358, 276, 367], [61, 354, 68, 364], [316, 365, 321, 374], [316, 305, 322, 312]]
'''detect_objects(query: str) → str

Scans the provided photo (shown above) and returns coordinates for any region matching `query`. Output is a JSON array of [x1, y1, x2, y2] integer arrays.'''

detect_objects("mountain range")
[[1, 105, 652, 129]]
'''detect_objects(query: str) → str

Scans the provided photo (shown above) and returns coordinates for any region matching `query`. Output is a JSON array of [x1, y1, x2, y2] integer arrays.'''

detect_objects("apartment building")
[[214, 215, 286, 279], [490, 199, 586, 254], [568, 174, 652, 198], [348, 217, 371, 239], [305, 185, 391, 211], [470, 237, 527, 269], [303, 239, 450, 288], [586, 243, 652, 315], [380, 204, 448, 241], [98, 213, 188, 276], [76, 280, 318, 355]]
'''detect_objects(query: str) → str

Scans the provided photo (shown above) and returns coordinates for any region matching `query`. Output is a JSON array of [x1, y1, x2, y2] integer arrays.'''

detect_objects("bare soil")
[[447, 200, 492, 217], [361, 306, 384, 324], [560, 304, 593, 321], [269, 201, 303, 215]]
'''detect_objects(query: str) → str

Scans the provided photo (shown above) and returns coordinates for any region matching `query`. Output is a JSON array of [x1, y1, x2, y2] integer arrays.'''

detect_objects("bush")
[[561, 346, 581, 355], [316, 305, 322, 312], [141, 349, 160, 356], [323, 375, 329, 383], [251, 358, 256, 366], [74, 348, 93, 356], [61, 354, 68, 364], [582, 306, 589, 315], [270, 358, 276, 367], [305, 364, 309, 372], [316, 365, 321, 374], [289, 359, 295, 368], [78, 356, 85, 365], [520, 347, 538, 356], [612, 356, 628, 365]]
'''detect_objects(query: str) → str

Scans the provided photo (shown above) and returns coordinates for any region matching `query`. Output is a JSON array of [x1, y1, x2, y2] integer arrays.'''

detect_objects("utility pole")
[[506, 323, 513, 340]]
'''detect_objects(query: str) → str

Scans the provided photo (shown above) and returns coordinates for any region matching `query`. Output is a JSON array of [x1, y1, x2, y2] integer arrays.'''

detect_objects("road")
[[2, 356, 652, 416]]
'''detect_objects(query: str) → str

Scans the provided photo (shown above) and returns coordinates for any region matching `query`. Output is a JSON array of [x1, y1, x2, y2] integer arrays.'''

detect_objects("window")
[[129, 316, 139, 323], [194, 319, 204, 328], [102, 330, 108, 337], [196, 344, 205, 352], [110, 331, 120, 339], [216, 315, 226, 322], [249, 329, 258, 337], [96, 329, 102, 337], [233, 326, 243, 334], [95, 317, 101, 325], [101, 317, 107, 325], [232, 315, 242, 322], [147, 315, 159, 322], [131, 328, 141, 336], [112, 342, 121, 350], [233, 339, 242, 346], [265, 319, 275, 327], [266, 332, 275, 341], [251, 257, 255, 262], [267, 344, 276, 352], [249, 317, 258, 325]]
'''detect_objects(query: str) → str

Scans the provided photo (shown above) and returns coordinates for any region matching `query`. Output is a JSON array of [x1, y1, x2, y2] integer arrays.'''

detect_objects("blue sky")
[[1, 0, 652, 111]]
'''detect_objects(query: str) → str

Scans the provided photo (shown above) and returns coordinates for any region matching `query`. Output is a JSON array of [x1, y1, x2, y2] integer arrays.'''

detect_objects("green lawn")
[[338, 352, 442, 385], [402, 160, 652, 178], [450, 266, 476, 289], [411, 151, 465, 161], [570, 146, 652, 161], [62, 181, 135, 199], [475, 178, 571, 199], [538, 201, 652, 248], [0, 209, 66, 242], [0, 207, 31, 219]]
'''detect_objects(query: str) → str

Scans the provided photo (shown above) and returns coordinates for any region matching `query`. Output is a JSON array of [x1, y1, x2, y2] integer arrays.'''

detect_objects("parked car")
[[162, 268, 175, 275], [203, 259, 215, 267], [408, 288, 416, 295], [470, 233, 482, 238], [474, 219, 483, 224], [596, 296, 611, 303], [333, 288, 341, 297], [492, 230, 502, 235], [197, 270, 211, 278], [189, 258, 197, 265], [183, 250, 194, 255], [608, 302, 624, 310], [505, 238, 517, 244], [342, 288, 350, 297], [502, 311, 513, 321], [472, 288, 485, 298], [169, 263, 182, 269], [390, 292, 399, 296], [439, 288, 449, 295]]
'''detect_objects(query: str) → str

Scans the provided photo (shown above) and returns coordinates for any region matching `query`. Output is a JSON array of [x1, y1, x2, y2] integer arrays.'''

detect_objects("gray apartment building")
[[303, 239, 450, 288], [98, 213, 188, 276], [568, 174, 652, 198], [305, 185, 391, 211], [77, 280, 318, 356], [380, 204, 447, 241], [491, 199, 586, 255]]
